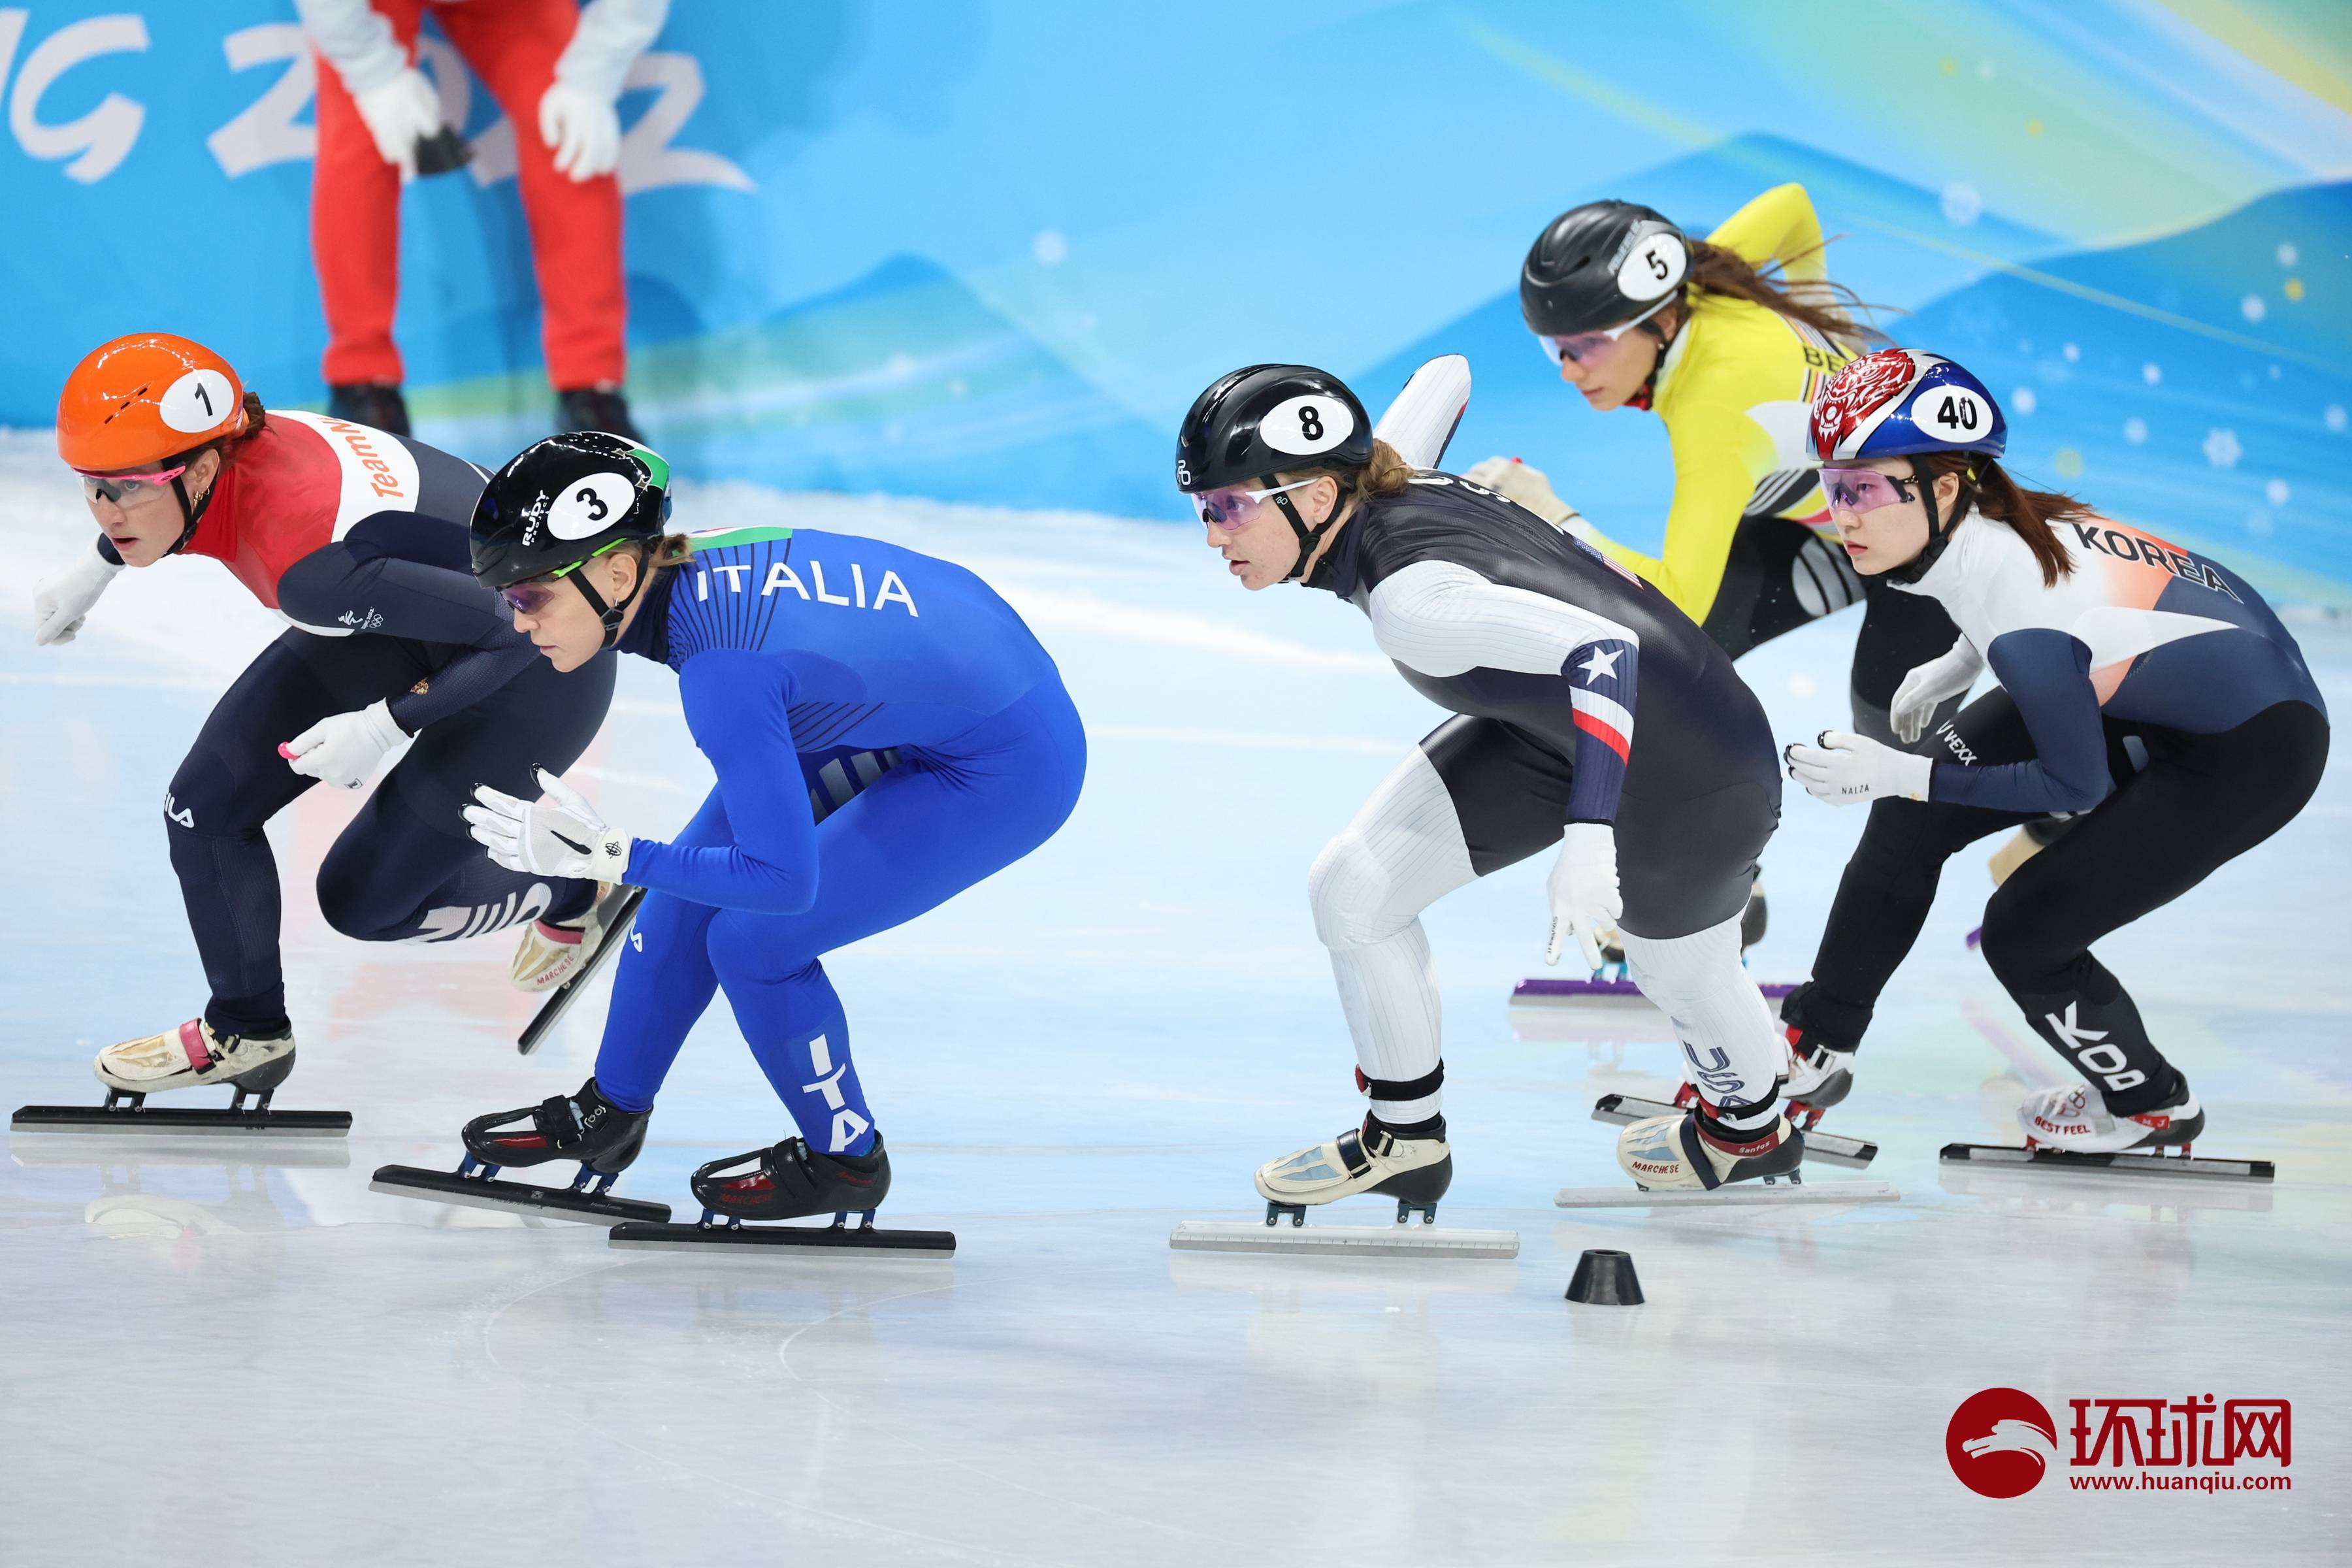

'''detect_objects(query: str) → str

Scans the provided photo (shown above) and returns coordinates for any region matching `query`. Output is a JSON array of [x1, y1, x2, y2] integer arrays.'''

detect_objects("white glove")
[[351, 66, 445, 174], [538, 80, 622, 181], [1887, 639, 1983, 743], [1785, 730, 1933, 807], [1544, 821, 1624, 972], [1464, 455, 1582, 529], [32, 546, 123, 645], [465, 768, 632, 881], [282, 699, 408, 791]]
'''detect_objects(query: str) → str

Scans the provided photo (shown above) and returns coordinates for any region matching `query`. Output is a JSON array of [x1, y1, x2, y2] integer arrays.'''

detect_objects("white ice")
[[3, 433, 2347, 1565]]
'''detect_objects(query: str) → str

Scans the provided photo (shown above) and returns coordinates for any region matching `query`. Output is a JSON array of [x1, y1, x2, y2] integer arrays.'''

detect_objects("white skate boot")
[[1254, 1117, 1452, 1226], [1616, 1108, 1804, 1191], [2019, 1080, 2204, 1153], [1781, 1034, 1855, 1130], [11, 1021, 346, 1136], [96, 1019, 295, 1098], [510, 883, 629, 994]]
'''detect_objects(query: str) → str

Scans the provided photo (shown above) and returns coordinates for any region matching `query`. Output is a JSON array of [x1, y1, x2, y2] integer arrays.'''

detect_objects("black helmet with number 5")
[[1520, 200, 1689, 337]]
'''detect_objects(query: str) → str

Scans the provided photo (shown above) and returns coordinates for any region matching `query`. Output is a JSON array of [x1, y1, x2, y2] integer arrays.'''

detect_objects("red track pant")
[[311, 0, 627, 391]]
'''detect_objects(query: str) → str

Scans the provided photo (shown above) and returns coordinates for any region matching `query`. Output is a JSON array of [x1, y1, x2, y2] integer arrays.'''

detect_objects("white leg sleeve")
[[1620, 913, 1786, 1130], [1307, 747, 1477, 1122]]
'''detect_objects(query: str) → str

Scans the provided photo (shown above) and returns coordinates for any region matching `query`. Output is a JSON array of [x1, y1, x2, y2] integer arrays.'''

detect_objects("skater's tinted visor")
[[76, 463, 188, 506], [1819, 465, 1919, 514], [495, 540, 634, 614], [1536, 295, 1674, 368], [1190, 478, 1317, 531]]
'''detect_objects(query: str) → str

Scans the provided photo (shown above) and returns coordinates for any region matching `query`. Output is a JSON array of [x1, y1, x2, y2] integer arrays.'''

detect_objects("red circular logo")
[[1946, 1388, 2058, 1497]]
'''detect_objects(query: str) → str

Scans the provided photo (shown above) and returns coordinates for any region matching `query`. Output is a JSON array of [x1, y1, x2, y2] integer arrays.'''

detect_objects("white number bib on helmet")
[[1258, 393, 1354, 457], [546, 472, 638, 539], [158, 368, 237, 433], [1616, 231, 1688, 303], [1918, 387, 1992, 443]]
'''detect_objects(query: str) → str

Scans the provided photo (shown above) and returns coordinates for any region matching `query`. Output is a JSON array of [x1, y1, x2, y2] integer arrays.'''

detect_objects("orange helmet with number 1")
[[57, 333, 248, 474]]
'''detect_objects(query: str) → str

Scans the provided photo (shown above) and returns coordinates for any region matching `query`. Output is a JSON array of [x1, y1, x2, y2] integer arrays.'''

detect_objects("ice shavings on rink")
[[3, 431, 2349, 1566]]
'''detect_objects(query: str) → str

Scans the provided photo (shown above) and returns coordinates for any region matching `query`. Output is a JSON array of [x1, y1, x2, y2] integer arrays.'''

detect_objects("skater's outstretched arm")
[[621, 648, 823, 914]]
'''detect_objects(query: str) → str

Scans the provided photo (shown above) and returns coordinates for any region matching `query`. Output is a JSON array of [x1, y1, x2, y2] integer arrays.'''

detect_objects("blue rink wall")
[[0, 0, 2347, 585]]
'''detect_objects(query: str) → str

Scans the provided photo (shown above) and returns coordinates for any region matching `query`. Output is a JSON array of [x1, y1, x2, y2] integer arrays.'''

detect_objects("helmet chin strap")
[[163, 459, 219, 557], [1271, 472, 1352, 584], [567, 553, 649, 647], [1884, 457, 1978, 586]]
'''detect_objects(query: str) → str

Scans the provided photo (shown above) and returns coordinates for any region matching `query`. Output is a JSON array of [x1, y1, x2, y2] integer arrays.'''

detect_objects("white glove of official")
[[465, 768, 632, 880], [352, 66, 445, 174], [282, 699, 408, 791], [1784, 730, 1933, 807], [32, 546, 123, 645], [1544, 821, 1624, 972], [1887, 638, 1984, 743], [1464, 455, 1584, 530], [538, 80, 623, 181]]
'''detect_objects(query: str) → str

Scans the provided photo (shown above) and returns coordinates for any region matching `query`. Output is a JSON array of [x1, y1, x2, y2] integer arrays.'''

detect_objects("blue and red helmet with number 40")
[[1808, 348, 2007, 464]]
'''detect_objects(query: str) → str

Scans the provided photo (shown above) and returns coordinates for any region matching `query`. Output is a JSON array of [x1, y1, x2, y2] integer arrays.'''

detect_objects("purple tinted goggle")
[[1190, 478, 1317, 529], [1536, 295, 1675, 368], [1818, 465, 1920, 514]]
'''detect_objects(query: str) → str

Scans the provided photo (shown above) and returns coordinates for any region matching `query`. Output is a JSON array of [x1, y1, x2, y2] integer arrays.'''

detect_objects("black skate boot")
[[369, 1078, 670, 1224], [327, 382, 412, 436], [556, 384, 643, 442], [609, 1132, 955, 1256]]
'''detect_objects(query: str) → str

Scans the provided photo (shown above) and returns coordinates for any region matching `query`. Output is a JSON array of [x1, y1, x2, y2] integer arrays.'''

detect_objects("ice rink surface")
[[3, 436, 2346, 1565]]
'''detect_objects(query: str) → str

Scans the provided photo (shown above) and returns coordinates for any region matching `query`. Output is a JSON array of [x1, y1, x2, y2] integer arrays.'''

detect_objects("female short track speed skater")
[[1778, 350, 2328, 1152], [1178, 364, 1799, 1208], [391, 434, 1085, 1234], [1473, 184, 1967, 741], [28, 334, 616, 1121]]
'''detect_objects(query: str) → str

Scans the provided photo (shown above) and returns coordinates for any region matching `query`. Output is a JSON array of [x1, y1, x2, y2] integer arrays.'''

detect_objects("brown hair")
[[1279, 436, 1417, 504], [1683, 238, 1884, 348], [1917, 451, 2084, 586], [645, 532, 696, 570]]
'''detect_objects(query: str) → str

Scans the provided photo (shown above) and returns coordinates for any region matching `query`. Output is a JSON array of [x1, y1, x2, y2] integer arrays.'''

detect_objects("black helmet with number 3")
[[1520, 200, 1690, 336], [1175, 364, 1375, 581], [471, 431, 674, 644]]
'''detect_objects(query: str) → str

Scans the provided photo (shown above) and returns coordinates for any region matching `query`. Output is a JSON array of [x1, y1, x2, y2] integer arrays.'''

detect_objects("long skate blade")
[[517, 885, 646, 1056], [1169, 1221, 1518, 1258], [10, 1135, 351, 1170], [11, 1103, 351, 1137], [1939, 1143, 2274, 1183], [369, 1164, 671, 1224], [1514, 978, 1797, 1004], [608, 1220, 955, 1256], [1593, 1094, 1878, 1169], [1554, 1181, 1900, 1209]]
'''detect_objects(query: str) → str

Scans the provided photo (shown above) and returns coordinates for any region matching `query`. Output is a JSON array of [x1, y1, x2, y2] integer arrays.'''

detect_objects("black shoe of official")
[[327, 382, 412, 436], [556, 384, 643, 442]]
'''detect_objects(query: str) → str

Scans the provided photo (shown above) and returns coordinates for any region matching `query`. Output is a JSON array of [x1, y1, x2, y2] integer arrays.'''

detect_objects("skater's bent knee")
[[1974, 894, 2066, 990], [1307, 831, 1412, 950]]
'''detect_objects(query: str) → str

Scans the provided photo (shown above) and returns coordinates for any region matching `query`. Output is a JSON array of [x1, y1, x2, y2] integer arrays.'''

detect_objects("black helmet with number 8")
[[1174, 363, 1373, 495], [1175, 364, 1375, 583], [1520, 200, 1689, 337]]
